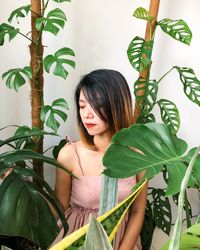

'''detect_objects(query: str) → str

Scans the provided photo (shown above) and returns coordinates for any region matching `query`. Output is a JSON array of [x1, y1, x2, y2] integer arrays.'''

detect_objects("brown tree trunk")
[[133, 0, 160, 123], [30, 0, 44, 180]]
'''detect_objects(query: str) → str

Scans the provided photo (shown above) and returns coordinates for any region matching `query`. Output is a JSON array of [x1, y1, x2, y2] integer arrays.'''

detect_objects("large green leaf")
[[0, 23, 19, 45], [41, 98, 69, 132], [0, 130, 56, 148], [161, 147, 200, 250], [134, 77, 158, 115], [43, 47, 75, 79], [162, 223, 200, 250], [8, 5, 30, 23], [158, 18, 192, 45], [36, 8, 67, 35], [127, 36, 153, 72], [157, 99, 180, 134], [0, 172, 59, 249], [133, 7, 154, 21], [175, 67, 200, 106], [2, 67, 32, 91], [103, 123, 188, 180]]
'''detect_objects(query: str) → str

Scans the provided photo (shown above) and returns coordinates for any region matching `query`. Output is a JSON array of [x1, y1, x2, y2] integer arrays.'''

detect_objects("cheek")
[[79, 110, 84, 121]]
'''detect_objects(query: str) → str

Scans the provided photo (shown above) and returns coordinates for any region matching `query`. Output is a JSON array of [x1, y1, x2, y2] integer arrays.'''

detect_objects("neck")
[[93, 133, 111, 152]]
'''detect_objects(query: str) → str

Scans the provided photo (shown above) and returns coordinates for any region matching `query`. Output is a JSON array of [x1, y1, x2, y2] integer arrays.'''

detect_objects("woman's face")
[[79, 90, 108, 136]]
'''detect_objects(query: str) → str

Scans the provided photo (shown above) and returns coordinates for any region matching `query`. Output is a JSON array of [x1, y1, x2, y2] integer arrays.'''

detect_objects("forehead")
[[79, 90, 87, 101]]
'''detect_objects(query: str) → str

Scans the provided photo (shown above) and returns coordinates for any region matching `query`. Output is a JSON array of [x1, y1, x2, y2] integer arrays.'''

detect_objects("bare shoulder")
[[57, 141, 80, 172]]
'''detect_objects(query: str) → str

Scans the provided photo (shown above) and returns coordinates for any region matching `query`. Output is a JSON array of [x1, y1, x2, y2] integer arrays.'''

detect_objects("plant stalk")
[[133, 0, 160, 123], [30, 0, 44, 181]]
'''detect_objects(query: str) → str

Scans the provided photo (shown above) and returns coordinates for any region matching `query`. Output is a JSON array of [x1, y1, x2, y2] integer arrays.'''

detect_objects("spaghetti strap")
[[66, 136, 85, 176]]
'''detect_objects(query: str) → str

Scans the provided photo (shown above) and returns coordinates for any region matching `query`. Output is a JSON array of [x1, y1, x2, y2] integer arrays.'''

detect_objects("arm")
[[54, 145, 73, 212], [119, 172, 148, 250]]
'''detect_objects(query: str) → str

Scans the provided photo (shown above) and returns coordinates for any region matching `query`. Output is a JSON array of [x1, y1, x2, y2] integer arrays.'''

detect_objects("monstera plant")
[[0, 0, 75, 249], [121, 3, 200, 248], [0, 128, 74, 249], [103, 123, 200, 250]]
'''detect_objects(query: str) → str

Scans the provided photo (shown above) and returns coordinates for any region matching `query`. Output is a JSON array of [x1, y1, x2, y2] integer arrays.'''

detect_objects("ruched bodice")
[[70, 175, 137, 209]]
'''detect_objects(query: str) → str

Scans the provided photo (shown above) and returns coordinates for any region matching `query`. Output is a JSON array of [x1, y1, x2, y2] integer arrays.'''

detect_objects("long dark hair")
[[75, 69, 133, 148]]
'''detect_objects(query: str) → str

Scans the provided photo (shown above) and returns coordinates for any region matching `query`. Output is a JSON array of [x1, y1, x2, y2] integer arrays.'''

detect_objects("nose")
[[83, 105, 94, 118]]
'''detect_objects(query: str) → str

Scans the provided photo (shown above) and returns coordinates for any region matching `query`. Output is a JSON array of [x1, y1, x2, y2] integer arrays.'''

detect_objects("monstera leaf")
[[133, 7, 154, 21], [43, 47, 75, 79], [175, 67, 200, 106], [157, 99, 180, 134], [134, 77, 158, 115], [8, 5, 30, 23], [0, 23, 19, 45], [127, 36, 153, 72], [158, 19, 192, 45], [103, 123, 200, 195], [41, 98, 68, 132], [35, 8, 67, 35]]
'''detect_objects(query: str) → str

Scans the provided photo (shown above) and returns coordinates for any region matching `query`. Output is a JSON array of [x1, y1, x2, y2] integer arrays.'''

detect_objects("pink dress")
[[54, 143, 141, 250]]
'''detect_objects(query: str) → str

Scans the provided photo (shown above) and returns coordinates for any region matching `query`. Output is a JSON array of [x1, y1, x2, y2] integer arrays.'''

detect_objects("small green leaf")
[[158, 18, 192, 45], [157, 99, 180, 134], [46, 114, 60, 132], [52, 98, 69, 109], [8, 5, 31, 23], [0, 23, 19, 45], [175, 67, 200, 106], [133, 7, 154, 21], [137, 113, 156, 124], [35, 8, 67, 35], [43, 47, 75, 79], [47, 8, 67, 21], [14, 126, 38, 149], [2, 67, 32, 91], [134, 77, 158, 115], [152, 189, 172, 235], [40, 105, 51, 123], [41, 98, 68, 132], [127, 36, 153, 72], [52, 139, 67, 159]]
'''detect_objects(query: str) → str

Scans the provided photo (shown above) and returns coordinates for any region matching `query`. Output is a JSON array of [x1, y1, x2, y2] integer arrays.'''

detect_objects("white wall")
[[1, 1, 200, 248]]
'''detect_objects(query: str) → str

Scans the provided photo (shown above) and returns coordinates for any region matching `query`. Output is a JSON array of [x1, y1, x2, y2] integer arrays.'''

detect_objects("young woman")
[[54, 69, 147, 250]]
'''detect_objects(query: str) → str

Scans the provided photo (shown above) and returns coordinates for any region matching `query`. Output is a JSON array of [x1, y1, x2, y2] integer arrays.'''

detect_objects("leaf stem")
[[157, 67, 175, 84], [18, 31, 33, 42]]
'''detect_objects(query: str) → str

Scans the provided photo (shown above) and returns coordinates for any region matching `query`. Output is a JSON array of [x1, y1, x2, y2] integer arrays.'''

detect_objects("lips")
[[85, 123, 96, 129]]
